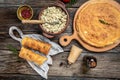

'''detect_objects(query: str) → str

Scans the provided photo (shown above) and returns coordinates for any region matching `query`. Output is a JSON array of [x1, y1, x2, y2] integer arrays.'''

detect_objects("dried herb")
[[7, 45, 22, 61], [99, 19, 110, 25], [7, 44, 18, 55], [63, 0, 77, 7], [70, 0, 77, 4], [59, 62, 64, 67], [61, 0, 77, 4], [81, 62, 90, 74]]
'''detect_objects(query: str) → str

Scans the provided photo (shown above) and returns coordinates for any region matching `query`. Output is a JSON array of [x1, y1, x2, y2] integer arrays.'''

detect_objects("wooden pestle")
[[22, 20, 45, 24], [22, 20, 59, 25]]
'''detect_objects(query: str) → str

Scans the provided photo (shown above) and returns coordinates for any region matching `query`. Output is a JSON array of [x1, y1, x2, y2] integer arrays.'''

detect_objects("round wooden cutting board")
[[59, 0, 120, 52]]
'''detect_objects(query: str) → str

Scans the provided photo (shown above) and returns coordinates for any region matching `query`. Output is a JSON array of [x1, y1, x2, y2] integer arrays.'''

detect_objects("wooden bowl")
[[38, 1, 69, 38]]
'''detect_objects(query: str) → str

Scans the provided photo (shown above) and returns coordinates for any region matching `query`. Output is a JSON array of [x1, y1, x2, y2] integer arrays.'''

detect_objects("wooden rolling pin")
[[22, 20, 45, 24], [22, 20, 59, 24]]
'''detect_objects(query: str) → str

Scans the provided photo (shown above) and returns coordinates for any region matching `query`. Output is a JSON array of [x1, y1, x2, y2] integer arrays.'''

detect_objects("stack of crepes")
[[75, 0, 120, 48]]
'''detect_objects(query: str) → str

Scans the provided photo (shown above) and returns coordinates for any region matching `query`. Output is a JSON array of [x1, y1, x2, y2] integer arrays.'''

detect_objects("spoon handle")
[[22, 20, 44, 24]]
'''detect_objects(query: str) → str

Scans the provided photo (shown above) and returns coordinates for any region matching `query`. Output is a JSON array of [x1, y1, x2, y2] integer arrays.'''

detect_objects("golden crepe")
[[19, 47, 47, 65], [22, 37, 51, 55], [76, 0, 120, 47]]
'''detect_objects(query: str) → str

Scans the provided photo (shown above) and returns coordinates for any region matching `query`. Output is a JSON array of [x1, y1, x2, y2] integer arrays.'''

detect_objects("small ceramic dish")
[[38, 1, 69, 38], [17, 5, 33, 20]]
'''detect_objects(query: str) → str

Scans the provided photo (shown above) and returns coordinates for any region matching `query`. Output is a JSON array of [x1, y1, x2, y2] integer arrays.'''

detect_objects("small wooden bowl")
[[38, 1, 69, 38], [17, 5, 33, 20]]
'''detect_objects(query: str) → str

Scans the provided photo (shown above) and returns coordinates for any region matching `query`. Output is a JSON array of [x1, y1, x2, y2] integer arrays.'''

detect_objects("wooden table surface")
[[0, 0, 120, 80]]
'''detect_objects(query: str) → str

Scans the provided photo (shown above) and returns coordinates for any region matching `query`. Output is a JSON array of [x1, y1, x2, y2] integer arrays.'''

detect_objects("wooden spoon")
[[22, 20, 59, 25]]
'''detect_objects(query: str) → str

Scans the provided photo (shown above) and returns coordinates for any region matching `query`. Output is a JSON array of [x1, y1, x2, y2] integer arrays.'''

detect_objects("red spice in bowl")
[[21, 8, 32, 19], [17, 5, 33, 20]]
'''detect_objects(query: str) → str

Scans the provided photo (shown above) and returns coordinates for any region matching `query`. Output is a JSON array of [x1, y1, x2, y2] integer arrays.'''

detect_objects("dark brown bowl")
[[38, 1, 69, 38]]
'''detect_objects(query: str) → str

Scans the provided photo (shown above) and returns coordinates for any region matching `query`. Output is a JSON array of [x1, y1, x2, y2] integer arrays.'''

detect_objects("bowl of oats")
[[38, 2, 69, 38]]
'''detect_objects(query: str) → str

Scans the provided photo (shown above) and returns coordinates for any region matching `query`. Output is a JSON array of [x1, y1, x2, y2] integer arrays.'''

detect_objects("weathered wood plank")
[[0, 50, 120, 78], [0, 0, 57, 7], [1, 0, 120, 8], [70, 0, 120, 8], [0, 74, 118, 80], [0, 0, 84, 8]]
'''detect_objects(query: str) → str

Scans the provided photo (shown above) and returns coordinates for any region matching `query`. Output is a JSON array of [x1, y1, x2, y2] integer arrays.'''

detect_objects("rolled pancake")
[[19, 47, 47, 65], [76, 0, 120, 47], [22, 37, 51, 55]]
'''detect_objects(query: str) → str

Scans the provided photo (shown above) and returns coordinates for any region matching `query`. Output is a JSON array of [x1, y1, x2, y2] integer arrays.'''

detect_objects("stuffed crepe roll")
[[22, 37, 51, 55], [19, 47, 47, 65]]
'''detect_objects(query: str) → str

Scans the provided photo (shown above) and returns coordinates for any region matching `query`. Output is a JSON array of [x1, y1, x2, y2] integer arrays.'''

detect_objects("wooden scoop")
[[22, 20, 59, 25]]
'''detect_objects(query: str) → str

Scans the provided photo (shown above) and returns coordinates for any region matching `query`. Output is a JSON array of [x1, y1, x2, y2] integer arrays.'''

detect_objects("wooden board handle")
[[22, 20, 44, 24], [59, 33, 76, 46]]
